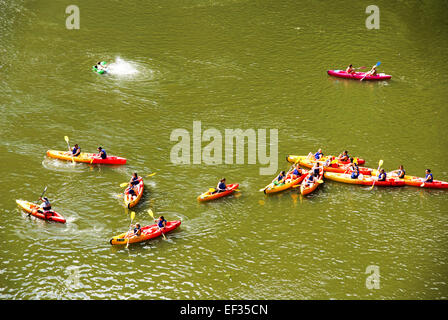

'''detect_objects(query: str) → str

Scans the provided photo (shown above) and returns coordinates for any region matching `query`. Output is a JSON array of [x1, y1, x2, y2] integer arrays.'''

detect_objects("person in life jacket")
[[395, 165, 406, 179], [312, 162, 321, 177], [286, 164, 302, 181], [38, 197, 54, 219], [273, 171, 286, 186], [129, 173, 140, 187], [346, 64, 355, 74], [71, 144, 81, 157], [377, 169, 387, 181], [338, 151, 350, 162], [304, 171, 316, 186], [314, 149, 323, 160], [424, 169, 433, 183], [155, 216, 167, 231], [212, 178, 228, 193], [126, 184, 138, 198], [366, 64, 377, 77], [350, 162, 360, 179], [132, 223, 142, 237], [97, 147, 107, 159]]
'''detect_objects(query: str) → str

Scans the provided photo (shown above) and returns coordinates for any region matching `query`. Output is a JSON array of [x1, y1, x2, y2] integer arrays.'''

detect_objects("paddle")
[[29, 186, 48, 216], [148, 209, 166, 240], [64, 136, 75, 164], [369, 160, 384, 190], [360, 61, 381, 81], [38, 186, 48, 202], [126, 211, 136, 248]]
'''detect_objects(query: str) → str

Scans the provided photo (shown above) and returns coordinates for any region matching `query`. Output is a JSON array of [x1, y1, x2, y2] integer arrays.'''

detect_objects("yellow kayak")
[[46, 150, 127, 165]]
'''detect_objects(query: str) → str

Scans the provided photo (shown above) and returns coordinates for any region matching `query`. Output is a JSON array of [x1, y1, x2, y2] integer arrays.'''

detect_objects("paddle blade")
[[40, 186, 48, 197], [120, 182, 128, 188], [378, 160, 383, 168], [376, 61, 381, 66], [146, 173, 156, 177], [148, 209, 154, 219], [209, 188, 215, 193], [130, 211, 135, 222], [64, 136, 69, 143]]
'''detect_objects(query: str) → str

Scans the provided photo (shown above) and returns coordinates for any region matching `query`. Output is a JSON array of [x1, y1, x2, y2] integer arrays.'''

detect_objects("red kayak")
[[362, 176, 405, 187], [16, 200, 66, 223], [328, 70, 391, 81], [377, 171, 448, 189], [110, 221, 181, 245]]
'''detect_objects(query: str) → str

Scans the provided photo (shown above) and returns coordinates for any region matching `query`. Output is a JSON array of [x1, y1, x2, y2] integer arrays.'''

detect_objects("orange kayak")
[[300, 168, 324, 196], [197, 183, 239, 202], [124, 177, 144, 208], [263, 172, 308, 194], [110, 221, 181, 245], [372, 170, 448, 189], [16, 200, 66, 223]]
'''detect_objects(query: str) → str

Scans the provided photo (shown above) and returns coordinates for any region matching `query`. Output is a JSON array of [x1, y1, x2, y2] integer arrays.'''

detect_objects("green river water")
[[1, 0, 447, 300]]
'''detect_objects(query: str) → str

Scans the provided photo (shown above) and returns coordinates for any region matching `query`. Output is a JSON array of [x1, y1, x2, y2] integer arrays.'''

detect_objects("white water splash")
[[106, 57, 139, 76]]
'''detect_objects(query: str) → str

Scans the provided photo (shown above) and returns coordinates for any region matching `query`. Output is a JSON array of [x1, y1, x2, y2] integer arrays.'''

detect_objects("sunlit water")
[[0, 0, 447, 300]]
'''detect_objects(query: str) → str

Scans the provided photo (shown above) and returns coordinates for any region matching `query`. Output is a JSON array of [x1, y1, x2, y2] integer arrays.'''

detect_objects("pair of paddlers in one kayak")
[[129, 216, 167, 237], [346, 64, 378, 77], [67, 143, 107, 159]]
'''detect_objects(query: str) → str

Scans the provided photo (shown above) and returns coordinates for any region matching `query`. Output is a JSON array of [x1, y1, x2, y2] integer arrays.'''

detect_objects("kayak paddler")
[[70, 144, 81, 157], [424, 169, 433, 183], [129, 173, 140, 187], [338, 151, 350, 162], [97, 147, 107, 159], [155, 216, 167, 231], [38, 196, 54, 219], [314, 149, 323, 160], [346, 64, 355, 74], [132, 223, 142, 237], [273, 171, 286, 185], [212, 178, 228, 193], [126, 184, 138, 197], [287, 164, 302, 180], [96, 61, 107, 71], [304, 171, 315, 186], [312, 162, 321, 177], [377, 169, 387, 181], [350, 162, 360, 179], [396, 165, 406, 179], [366, 64, 377, 77]]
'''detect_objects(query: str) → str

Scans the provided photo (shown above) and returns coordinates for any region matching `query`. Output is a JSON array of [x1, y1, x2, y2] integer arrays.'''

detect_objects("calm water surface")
[[0, 0, 447, 299]]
